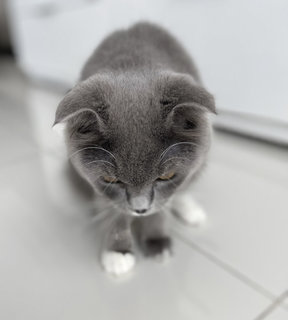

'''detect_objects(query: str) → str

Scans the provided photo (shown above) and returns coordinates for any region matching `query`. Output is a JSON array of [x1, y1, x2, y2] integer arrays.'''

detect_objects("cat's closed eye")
[[102, 176, 119, 183], [157, 171, 175, 181]]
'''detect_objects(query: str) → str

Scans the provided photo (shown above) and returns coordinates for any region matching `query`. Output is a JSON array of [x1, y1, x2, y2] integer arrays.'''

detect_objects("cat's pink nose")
[[129, 195, 151, 214]]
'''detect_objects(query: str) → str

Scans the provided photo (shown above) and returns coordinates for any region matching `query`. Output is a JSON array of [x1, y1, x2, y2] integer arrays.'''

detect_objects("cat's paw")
[[143, 237, 172, 262], [101, 251, 135, 276], [172, 195, 206, 226]]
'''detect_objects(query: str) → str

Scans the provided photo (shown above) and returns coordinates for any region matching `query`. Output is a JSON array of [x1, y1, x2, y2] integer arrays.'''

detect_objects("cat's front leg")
[[172, 192, 207, 226], [101, 214, 135, 277], [134, 212, 172, 262]]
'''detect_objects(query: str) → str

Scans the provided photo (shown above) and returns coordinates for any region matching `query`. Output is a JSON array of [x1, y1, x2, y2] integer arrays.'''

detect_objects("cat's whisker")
[[90, 145, 116, 160], [99, 203, 130, 229], [153, 191, 171, 211], [89, 200, 125, 226], [90, 208, 111, 224], [111, 203, 125, 214], [167, 178, 180, 190], [68, 146, 116, 161], [90, 171, 105, 183], [86, 160, 115, 167], [102, 180, 115, 194], [154, 201, 169, 214], [161, 156, 191, 165], [159, 141, 198, 160]]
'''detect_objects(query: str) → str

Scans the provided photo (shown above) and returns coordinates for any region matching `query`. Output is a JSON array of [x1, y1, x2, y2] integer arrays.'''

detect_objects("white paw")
[[173, 194, 207, 226], [101, 251, 135, 276], [154, 248, 172, 264]]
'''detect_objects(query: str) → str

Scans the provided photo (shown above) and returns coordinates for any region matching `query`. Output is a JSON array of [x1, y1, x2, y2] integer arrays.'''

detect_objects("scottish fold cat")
[[54, 22, 215, 276]]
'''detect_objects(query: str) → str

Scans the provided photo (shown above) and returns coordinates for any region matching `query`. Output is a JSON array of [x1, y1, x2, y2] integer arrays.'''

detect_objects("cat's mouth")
[[129, 209, 155, 217]]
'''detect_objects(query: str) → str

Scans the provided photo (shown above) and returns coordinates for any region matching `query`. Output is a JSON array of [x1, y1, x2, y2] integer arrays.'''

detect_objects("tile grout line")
[[253, 290, 288, 320], [173, 230, 276, 302]]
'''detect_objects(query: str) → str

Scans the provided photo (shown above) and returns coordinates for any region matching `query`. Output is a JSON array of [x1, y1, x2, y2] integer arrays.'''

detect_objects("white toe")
[[179, 205, 207, 226], [101, 251, 135, 276], [154, 248, 172, 264]]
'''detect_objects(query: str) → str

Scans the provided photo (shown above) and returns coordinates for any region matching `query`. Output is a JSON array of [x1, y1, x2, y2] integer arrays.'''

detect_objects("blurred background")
[[3, 0, 288, 143], [0, 1, 288, 320]]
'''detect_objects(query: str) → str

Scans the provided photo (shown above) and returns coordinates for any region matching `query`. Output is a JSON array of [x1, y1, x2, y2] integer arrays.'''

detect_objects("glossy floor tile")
[[256, 298, 288, 320], [179, 134, 288, 297], [0, 184, 270, 320], [266, 310, 288, 320]]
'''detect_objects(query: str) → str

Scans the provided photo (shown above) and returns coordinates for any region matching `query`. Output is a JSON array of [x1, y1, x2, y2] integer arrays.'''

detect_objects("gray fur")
[[54, 22, 215, 265]]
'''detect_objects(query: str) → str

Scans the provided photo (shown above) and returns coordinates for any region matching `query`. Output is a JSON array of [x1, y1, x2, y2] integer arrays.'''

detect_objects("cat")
[[53, 22, 215, 276]]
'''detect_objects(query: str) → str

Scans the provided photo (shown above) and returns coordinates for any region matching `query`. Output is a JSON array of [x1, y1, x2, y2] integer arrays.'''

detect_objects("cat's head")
[[54, 71, 215, 216]]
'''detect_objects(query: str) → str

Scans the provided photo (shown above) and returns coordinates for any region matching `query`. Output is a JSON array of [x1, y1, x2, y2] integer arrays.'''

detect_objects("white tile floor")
[[0, 58, 288, 320]]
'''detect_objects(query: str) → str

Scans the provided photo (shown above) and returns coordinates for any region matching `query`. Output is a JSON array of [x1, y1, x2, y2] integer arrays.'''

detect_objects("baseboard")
[[213, 111, 288, 146]]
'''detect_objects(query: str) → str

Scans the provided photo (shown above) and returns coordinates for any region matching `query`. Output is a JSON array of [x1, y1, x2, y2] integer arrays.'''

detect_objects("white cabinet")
[[8, 0, 153, 85]]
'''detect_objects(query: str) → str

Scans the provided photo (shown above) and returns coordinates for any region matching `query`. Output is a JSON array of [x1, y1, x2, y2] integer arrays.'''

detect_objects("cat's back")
[[81, 22, 200, 81]]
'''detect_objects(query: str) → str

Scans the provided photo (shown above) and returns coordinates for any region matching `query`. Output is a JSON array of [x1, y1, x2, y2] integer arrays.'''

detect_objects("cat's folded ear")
[[52, 82, 107, 137], [160, 72, 216, 135], [160, 72, 216, 115]]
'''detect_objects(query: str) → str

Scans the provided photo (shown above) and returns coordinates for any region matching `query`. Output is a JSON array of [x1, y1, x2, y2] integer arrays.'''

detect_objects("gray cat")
[[53, 22, 215, 276]]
